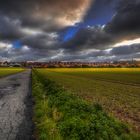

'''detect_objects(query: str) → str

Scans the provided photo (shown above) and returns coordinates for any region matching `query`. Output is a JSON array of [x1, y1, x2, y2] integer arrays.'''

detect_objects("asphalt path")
[[0, 70, 34, 140]]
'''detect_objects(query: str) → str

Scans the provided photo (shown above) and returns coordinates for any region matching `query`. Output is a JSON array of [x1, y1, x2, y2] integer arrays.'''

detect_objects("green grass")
[[0, 67, 25, 77], [32, 72, 63, 140], [32, 70, 140, 140], [36, 68, 140, 132]]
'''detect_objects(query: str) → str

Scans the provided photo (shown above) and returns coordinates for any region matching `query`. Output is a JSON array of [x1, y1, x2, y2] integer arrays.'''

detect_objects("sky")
[[0, 0, 140, 62]]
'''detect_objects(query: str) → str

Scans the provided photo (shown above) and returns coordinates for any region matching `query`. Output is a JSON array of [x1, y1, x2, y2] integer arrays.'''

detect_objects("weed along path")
[[0, 70, 34, 140]]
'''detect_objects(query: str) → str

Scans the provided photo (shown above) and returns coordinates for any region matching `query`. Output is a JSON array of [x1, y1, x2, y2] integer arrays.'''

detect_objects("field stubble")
[[32, 69, 140, 140], [36, 68, 140, 132]]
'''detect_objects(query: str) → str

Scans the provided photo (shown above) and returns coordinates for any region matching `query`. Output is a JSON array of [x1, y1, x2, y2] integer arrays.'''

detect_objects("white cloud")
[[21, 45, 30, 52], [21, 28, 43, 35], [114, 38, 140, 47], [0, 42, 12, 50]]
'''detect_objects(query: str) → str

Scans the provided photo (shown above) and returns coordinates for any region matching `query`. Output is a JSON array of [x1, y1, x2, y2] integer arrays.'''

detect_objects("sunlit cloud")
[[21, 45, 30, 52], [21, 28, 43, 35], [114, 38, 140, 47], [0, 42, 12, 50]]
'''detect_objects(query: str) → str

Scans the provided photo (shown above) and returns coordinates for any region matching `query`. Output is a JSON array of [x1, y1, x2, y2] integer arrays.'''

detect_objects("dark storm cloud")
[[111, 44, 140, 55], [61, 44, 140, 62], [0, 0, 91, 31], [0, 15, 24, 41], [105, 0, 140, 37], [62, 26, 114, 53], [60, 0, 140, 57], [0, 0, 140, 61], [21, 33, 60, 51]]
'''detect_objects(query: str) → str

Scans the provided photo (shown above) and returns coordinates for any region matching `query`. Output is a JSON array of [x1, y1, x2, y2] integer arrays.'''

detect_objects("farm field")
[[36, 68, 140, 132], [0, 67, 24, 77]]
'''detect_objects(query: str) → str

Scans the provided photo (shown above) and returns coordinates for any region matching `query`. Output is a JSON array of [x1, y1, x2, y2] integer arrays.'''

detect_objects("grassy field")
[[32, 70, 140, 140], [0, 67, 24, 77], [36, 68, 140, 132]]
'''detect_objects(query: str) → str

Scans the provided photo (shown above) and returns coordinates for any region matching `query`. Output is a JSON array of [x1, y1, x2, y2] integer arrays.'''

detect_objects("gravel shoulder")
[[0, 70, 34, 140]]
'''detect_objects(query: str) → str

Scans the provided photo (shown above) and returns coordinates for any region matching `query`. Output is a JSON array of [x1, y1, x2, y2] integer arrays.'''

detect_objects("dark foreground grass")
[[32, 70, 140, 140]]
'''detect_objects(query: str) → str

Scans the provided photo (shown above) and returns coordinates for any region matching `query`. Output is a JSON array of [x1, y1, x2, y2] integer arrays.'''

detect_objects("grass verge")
[[32, 70, 140, 140], [0, 67, 24, 77]]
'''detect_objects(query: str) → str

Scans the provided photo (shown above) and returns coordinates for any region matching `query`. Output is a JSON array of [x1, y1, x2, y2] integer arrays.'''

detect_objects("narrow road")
[[0, 70, 34, 140]]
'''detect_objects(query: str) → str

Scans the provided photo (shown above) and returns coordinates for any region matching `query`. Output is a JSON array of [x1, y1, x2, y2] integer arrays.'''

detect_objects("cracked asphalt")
[[0, 70, 34, 140]]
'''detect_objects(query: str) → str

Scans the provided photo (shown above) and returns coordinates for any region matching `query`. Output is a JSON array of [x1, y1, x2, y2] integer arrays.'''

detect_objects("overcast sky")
[[0, 0, 140, 62]]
